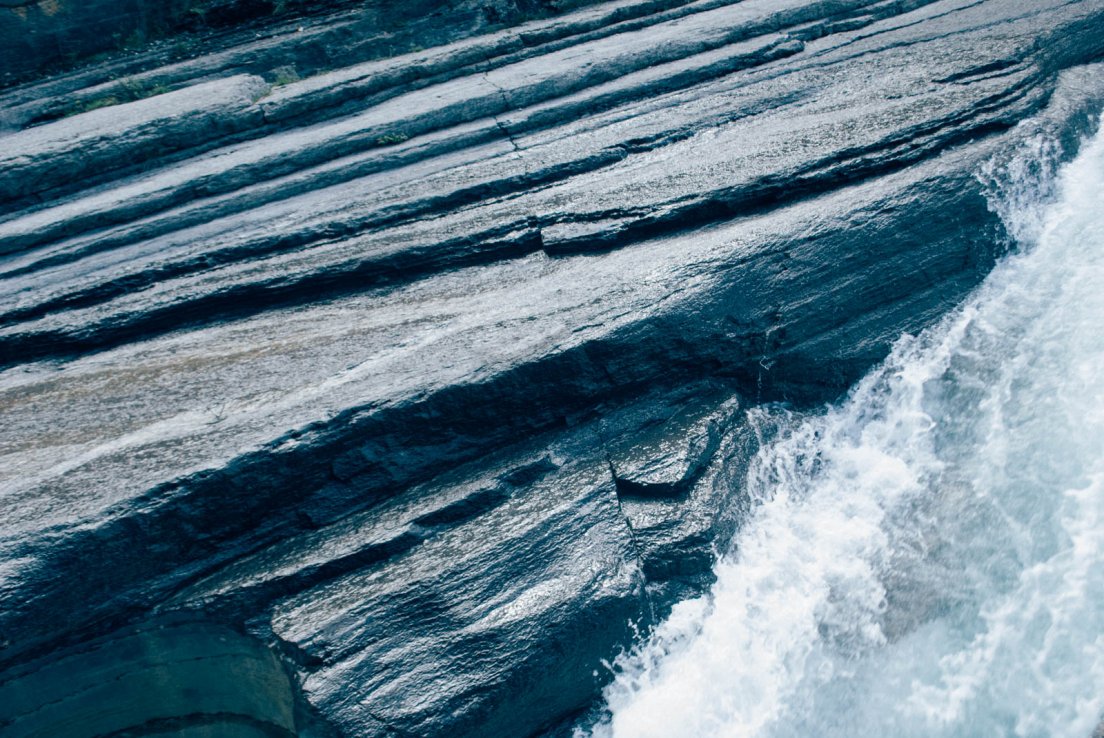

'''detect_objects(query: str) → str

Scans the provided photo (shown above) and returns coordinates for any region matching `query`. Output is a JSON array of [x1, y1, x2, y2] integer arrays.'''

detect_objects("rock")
[[603, 385, 739, 498], [0, 74, 268, 212], [0, 615, 318, 738], [600, 384, 756, 613], [0, 0, 620, 89], [3, 1, 1104, 736], [271, 452, 645, 738], [155, 385, 744, 737]]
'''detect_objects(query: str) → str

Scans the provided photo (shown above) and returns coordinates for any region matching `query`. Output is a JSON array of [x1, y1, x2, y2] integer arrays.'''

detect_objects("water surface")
[[591, 121, 1104, 738]]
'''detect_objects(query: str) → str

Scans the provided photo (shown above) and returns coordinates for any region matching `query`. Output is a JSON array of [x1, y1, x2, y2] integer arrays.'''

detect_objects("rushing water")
[[589, 122, 1104, 738]]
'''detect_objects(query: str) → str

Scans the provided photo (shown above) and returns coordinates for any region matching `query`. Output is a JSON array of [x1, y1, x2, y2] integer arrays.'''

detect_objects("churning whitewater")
[[590, 122, 1104, 738]]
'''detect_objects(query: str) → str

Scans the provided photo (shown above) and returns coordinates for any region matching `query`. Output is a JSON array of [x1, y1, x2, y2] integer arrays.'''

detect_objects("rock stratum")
[[1, 1, 1104, 736]]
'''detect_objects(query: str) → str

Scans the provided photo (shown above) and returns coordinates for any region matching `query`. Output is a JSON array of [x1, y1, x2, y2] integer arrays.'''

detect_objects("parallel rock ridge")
[[1, 1, 1103, 736]]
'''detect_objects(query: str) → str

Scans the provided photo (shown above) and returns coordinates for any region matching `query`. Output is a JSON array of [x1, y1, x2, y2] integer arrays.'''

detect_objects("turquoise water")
[[591, 122, 1104, 738]]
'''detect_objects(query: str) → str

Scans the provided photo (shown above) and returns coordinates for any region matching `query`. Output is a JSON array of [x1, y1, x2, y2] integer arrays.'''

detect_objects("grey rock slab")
[[0, 74, 268, 207], [4, 0, 1100, 357], [254, 0, 738, 125], [0, 24, 797, 294], [152, 383, 751, 735], [2, 53, 1099, 538], [0, 117, 509, 272], [0, 4, 828, 263], [0, 0, 893, 259]]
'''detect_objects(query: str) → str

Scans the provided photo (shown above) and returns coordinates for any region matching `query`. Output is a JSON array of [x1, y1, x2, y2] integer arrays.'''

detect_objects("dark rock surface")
[[0, 0, 612, 89], [0, 614, 324, 737], [2, 1, 1104, 736]]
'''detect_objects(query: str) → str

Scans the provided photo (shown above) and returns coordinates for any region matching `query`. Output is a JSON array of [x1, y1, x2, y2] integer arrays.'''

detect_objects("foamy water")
[[588, 122, 1104, 738]]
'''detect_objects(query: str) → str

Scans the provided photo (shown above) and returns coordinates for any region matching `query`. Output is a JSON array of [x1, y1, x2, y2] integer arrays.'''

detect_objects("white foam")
[[589, 120, 1104, 737]]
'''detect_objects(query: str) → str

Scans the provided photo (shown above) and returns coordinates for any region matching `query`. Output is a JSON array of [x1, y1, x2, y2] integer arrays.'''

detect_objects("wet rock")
[[154, 386, 746, 737], [603, 385, 739, 498], [3, 0, 1104, 736], [273, 455, 644, 738], [600, 384, 754, 611]]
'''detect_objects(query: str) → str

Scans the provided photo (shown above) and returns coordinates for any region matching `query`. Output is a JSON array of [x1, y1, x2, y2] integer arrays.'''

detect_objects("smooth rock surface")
[[2, 0, 1104, 735], [0, 615, 314, 738]]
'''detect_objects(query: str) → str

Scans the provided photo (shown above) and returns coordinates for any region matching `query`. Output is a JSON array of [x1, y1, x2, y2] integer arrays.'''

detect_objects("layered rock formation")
[[0, 0, 603, 89], [2, 1, 1104, 736]]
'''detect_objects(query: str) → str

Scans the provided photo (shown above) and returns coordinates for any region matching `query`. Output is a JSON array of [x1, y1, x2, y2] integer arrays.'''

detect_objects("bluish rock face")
[[1, 1, 1104, 736], [0, 615, 306, 738]]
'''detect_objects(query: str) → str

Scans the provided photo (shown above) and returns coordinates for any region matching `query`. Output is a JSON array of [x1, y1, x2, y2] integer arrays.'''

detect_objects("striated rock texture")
[[0, 0, 605, 89], [2, 1, 1104, 736]]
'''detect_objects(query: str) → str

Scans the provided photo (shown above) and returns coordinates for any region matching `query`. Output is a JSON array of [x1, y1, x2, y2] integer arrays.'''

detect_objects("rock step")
[[0, 0, 761, 209]]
